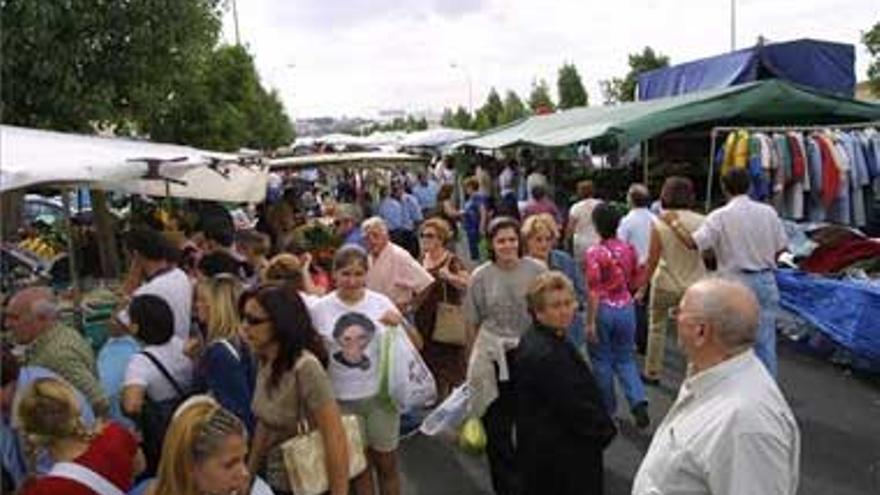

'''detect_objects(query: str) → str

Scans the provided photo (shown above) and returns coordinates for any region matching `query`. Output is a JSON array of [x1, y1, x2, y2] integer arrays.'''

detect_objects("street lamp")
[[730, 0, 736, 52], [449, 63, 473, 114]]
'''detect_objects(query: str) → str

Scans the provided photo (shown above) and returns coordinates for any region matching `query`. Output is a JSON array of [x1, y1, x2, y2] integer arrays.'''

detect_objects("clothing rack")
[[705, 121, 880, 211]]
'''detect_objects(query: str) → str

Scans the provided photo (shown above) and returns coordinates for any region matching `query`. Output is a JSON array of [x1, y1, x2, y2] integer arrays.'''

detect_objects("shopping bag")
[[458, 417, 487, 455], [419, 384, 472, 436], [379, 325, 437, 412]]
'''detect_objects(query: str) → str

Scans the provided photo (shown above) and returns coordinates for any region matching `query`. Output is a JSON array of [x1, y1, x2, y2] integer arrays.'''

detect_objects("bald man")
[[633, 278, 800, 495], [5, 287, 108, 416]]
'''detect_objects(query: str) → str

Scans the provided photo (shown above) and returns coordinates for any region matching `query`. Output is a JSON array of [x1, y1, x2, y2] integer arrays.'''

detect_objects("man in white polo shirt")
[[662, 168, 787, 377], [633, 277, 800, 495]]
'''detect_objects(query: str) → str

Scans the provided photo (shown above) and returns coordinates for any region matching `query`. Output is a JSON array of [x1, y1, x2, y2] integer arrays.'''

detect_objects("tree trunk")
[[92, 190, 121, 279], [0, 190, 24, 241]]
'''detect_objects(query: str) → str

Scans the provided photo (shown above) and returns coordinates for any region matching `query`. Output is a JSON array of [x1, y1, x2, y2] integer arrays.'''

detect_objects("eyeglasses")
[[242, 314, 270, 326]]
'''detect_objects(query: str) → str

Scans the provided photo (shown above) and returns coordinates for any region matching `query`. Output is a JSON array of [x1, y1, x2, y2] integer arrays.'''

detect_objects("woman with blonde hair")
[[261, 252, 324, 306], [521, 213, 588, 351], [145, 395, 272, 495], [193, 274, 256, 434], [16, 377, 145, 495]]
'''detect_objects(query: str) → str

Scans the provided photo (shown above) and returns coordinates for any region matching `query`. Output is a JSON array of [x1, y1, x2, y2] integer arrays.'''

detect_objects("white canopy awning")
[[0, 125, 267, 202]]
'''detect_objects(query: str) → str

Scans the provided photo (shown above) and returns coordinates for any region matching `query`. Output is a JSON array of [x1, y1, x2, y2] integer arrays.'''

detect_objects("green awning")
[[462, 80, 880, 150]]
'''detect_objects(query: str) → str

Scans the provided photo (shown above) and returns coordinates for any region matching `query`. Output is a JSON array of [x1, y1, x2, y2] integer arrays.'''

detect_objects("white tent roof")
[[0, 125, 267, 202], [400, 127, 476, 148]]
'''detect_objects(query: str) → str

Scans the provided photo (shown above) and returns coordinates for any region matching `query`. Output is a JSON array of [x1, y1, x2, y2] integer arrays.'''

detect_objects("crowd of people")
[[0, 156, 802, 495]]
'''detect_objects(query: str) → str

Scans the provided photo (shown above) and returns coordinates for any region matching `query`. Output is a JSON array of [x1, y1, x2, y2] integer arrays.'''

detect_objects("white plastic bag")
[[379, 325, 437, 412], [419, 384, 472, 436]]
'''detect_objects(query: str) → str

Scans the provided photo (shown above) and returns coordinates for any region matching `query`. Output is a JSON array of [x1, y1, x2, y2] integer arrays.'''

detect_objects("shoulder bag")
[[432, 257, 467, 346], [280, 356, 367, 495]]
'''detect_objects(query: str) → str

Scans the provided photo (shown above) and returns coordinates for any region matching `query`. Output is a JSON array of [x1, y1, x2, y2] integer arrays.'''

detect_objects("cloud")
[[225, 0, 877, 118]]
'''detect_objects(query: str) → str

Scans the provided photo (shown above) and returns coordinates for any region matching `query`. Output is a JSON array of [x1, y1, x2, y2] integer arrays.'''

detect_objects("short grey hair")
[[361, 216, 388, 233], [692, 277, 759, 352]]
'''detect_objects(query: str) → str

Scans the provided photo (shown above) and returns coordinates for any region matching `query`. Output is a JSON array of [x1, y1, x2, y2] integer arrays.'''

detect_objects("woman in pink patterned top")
[[584, 202, 649, 428]]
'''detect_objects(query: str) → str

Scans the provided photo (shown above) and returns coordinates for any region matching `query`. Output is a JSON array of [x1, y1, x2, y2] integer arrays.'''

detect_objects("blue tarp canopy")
[[638, 39, 855, 100]]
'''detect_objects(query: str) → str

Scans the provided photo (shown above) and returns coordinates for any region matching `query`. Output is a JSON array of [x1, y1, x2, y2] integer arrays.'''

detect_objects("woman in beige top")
[[242, 284, 349, 495], [640, 177, 706, 383]]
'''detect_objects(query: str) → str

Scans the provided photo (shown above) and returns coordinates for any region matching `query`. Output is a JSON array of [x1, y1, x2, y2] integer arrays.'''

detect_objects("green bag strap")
[[377, 326, 396, 411]]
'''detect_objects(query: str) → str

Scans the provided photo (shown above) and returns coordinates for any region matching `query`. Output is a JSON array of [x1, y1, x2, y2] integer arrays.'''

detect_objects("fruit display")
[[17, 236, 63, 260]]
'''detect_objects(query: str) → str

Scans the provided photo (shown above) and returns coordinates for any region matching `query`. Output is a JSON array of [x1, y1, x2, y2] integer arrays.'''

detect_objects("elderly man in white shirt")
[[662, 167, 788, 377], [617, 183, 655, 354], [632, 277, 800, 495]]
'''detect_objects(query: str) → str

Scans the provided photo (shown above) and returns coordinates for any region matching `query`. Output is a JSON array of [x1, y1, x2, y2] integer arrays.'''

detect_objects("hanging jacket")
[[814, 134, 842, 208]]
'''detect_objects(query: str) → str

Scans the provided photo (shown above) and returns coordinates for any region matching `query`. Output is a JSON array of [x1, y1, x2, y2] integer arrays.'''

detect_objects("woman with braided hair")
[[144, 395, 273, 495], [16, 377, 145, 495]]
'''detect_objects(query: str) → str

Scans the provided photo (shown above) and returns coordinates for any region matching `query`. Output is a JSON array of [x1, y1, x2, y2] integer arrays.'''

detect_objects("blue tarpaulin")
[[638, 39, 855, 100], [776, 270, 880, 367]]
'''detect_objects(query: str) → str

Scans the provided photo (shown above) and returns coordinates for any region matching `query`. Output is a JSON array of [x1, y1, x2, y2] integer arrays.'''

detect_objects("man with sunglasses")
[[633, 277, 800, 495]]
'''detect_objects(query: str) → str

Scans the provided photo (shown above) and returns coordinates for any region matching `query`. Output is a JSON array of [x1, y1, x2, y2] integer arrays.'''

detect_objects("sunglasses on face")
[[419, 231, 438, 239], [242, 314, 270, 326]]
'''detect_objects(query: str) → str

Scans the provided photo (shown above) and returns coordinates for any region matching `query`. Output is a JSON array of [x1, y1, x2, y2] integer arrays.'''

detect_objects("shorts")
[[339, 395, 400, 453]]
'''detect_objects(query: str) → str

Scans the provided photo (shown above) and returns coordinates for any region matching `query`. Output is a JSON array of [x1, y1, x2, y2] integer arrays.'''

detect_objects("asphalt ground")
[[397, 337, 880, 495]]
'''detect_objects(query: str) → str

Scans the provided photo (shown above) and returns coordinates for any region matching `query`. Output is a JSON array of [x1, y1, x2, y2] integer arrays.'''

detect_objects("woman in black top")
[[517, 272, 617, 495]]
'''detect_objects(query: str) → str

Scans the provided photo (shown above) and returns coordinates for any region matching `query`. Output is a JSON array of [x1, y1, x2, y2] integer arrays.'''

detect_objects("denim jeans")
[[737, 271, 779, 378], [465, 229, 481, 262], [589, 302, 647, 415]]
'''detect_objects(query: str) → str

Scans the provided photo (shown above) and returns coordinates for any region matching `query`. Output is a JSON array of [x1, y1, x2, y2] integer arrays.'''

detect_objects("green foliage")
[[1, 0, 222, 133], [500, 90, 529, 124], [864, 22, 880, 96], [450, 106, 474, 130], [365, 114, 429, 133], [528, 79, 556, 114], [440, 108, 456, 127], [482, 88, 505, 127], [600, 47, 670, 104], [557, 63, 588, 109], [144, 45, 294, 151]]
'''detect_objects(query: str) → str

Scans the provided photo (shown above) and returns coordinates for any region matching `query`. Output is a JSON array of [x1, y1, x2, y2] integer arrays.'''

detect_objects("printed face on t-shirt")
[[331, 312, 376, 370]]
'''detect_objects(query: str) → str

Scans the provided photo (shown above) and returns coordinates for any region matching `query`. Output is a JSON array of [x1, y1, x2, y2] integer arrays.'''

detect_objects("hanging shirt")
[[805, 136, 826, 222], [721, 131, 739, 174], [747, 135, 769, 200], [828, 139, 852, 225], [814, 134, 841, 209]]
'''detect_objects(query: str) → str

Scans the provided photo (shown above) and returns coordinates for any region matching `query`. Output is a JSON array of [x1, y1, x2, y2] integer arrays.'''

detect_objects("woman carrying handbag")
[[414, 218, 471, 400]]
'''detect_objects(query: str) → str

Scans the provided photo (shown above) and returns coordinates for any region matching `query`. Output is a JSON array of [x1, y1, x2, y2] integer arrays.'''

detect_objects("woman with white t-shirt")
[[122, 294, 195, 472], [309, 245, 406, 495]]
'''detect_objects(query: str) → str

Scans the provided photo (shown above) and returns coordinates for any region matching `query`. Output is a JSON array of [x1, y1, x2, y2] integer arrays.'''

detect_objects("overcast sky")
[[221, 0, 878, 119]]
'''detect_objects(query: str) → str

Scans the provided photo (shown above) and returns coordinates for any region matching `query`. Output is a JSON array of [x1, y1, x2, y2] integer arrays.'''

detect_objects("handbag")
[[280, 357, 367, 495], [432, 261, 467, 346]]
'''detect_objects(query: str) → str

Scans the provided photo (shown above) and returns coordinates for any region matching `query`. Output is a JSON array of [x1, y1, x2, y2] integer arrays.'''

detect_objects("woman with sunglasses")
[[309, 245, 406, 495], [241, 285, 349, 495], [192, 274, 256, 435], [413, 217, 470, 399]]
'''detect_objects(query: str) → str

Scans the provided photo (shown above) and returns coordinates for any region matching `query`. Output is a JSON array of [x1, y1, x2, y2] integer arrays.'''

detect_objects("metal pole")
[[706, 130, 718, 213], [730, 0, 736, 52], [232, 0, 241, 45], [467, 72, 473, 115], [61, 189, 83, 331]]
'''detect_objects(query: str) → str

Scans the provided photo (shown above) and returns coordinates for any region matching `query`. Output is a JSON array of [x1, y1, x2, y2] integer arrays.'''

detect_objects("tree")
[[440, 107, 456, 127], [557, 63, 589, 109], [864, 22, 880, 96], [600, 47, 670, 104], [1, 0, 222, 133], [500, 90, 529, 124], [144, 45, 294, 151], [476, 87, 505, 129], [528, 79, 556, 114], [452, 106, 473, 130]]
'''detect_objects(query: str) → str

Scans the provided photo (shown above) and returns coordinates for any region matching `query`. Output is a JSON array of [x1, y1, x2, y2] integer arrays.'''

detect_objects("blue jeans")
[[737, 271, 779, 378], [465, 229, 480, 262], [589, 302, 647, 415]]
